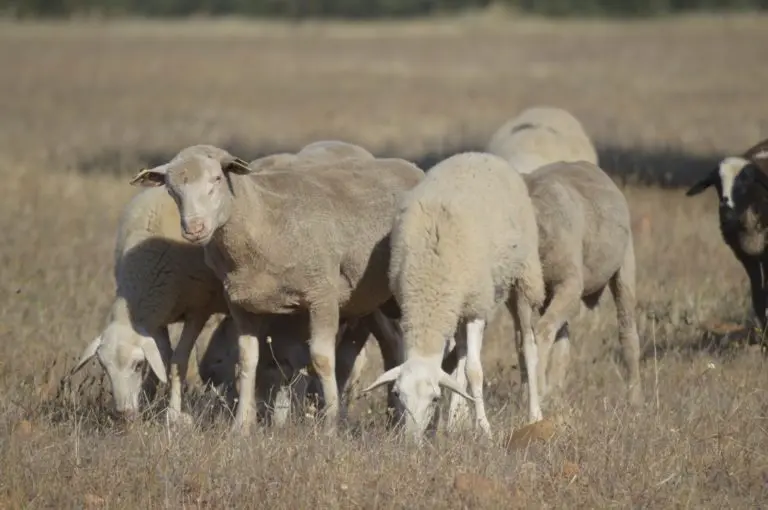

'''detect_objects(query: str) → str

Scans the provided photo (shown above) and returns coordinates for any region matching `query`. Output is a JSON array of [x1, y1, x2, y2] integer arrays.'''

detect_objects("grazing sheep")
[[516, 160, 643, 407], [72, 182, 229, 422], [685, 138, 768, 332], [363, 152, 546, 443], [485, 106, 598, 174], [129, 144, 424, 433]]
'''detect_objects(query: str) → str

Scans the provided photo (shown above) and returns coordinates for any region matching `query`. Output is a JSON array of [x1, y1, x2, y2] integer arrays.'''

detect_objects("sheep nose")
[[184, 219, 204, 235]]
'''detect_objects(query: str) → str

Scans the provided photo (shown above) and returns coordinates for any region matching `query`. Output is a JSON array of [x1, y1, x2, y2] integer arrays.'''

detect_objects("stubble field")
[[1, 13, 768, 509]]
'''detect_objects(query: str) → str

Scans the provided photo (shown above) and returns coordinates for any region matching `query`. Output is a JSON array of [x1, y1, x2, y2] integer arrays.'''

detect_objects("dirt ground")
[[2, 12, 768, 509]]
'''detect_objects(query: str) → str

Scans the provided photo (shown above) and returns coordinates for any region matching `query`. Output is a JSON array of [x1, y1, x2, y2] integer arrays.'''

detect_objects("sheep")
[[72, 182, 229, 422], [685, 137, 768, 333], [362, 152, 546, 443], [129, 144, 424, 433], [485, 105, 598, 174], [249, 139, 375, 173], [510, 160, 643, 407]]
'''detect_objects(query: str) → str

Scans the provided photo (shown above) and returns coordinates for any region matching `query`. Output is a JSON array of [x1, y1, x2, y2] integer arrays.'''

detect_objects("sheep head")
[[129, 145, 251, 245], [363, 355, 473, 444], [686, 156, 768, 212], [72, 322, 167, 420]]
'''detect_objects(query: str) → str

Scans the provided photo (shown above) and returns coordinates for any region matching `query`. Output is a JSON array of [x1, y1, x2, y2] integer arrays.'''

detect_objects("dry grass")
[[2, 13, 768, 509]]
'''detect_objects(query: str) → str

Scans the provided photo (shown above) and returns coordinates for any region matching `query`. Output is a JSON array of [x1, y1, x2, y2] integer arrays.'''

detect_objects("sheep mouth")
[[182, 229, 213, 245]]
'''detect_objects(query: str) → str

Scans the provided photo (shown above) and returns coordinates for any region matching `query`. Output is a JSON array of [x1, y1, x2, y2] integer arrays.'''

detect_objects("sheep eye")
[[133, 360, 146, 372]]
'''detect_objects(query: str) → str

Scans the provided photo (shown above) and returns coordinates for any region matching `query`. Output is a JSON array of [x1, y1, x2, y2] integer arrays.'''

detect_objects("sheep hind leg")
[[229, 306, 269, 435], [334, 317, 371, 426], [507, 294, 542, 423], [308, 299, 342, 433], [545, 323, 571, 401], [167, 314, 208, 425], [534, 277, 583, 403], [465, 318, 491, 437], [608, 243, 643, 408], [447, 322, 471, 432]]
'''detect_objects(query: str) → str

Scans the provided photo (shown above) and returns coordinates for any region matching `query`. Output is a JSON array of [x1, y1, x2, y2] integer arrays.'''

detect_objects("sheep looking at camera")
[[129, 144, 424, 433]]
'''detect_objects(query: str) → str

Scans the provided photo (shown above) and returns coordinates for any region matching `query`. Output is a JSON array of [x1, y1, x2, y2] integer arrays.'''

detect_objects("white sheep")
[[72, 180, 229, 422], [129, 145, 424, 433], [249, 139, 375, 173], [519, 160, 643, 406], [363, 152, 546, 443], [485, 105, 598, 174]]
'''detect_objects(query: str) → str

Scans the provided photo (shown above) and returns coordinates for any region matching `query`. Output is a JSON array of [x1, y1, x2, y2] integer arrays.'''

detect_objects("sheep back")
[[486, 106, 598, 173], [216, 157, 424, 317], [523, 160, 631, 299]]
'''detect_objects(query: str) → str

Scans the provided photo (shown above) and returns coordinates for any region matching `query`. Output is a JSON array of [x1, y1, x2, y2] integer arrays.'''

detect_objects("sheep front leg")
[[508, 295, 543, 423], [167, 314, 208, 425], [229, 306, 267, 435], [465, 318, 491, 437], [447, 323, 471, 431], [735, 252, 766, 331], [308, 300, 341, 432]]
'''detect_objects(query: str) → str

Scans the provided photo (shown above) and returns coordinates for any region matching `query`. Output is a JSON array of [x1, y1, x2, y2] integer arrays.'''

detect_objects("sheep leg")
[[366, 310, 407, 429], [465, 318, 491, 437], [167, 314, 208, 424], [308, 300, 341, 432], [447, 323, 472, 431], [534, 278, 583, 401], [335, 317, 371, 421], [507, 295, 543, 423], [734, 252, 766, 331], [608, 244, 643, 408], [229, 306, 268, 434], [545, 323, 571, 398], [139, 326, 173, 408]]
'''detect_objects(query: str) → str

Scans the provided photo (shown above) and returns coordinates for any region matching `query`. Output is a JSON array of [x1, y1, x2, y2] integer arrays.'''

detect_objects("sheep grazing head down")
[[686, 155, 768, 215], [73, 322, 168, 419], [363, 355, 473, 444], [129, 145, 251, 245]]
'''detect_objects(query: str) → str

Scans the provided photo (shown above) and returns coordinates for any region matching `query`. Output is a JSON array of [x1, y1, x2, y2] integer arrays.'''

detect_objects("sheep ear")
[[362, 365, 402, 394], [222, 156, 252, 175], [438, 371, 475, 402], [72, 335, 102, 374], [129, 164, 168, 187], [140, 337, 168, 384], [685, 170, 717, 196]]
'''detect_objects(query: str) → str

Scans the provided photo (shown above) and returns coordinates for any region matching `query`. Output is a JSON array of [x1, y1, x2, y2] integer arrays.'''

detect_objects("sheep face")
[[73, 322, 168, 419], [129, 147, 251, 245], [364, 356, 473, 444], [686, 157, 768, 219]]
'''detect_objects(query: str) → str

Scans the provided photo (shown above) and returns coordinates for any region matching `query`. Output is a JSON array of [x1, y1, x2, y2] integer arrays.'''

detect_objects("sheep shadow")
[[640, 321, 766, 363], [75, 136, 722, 190]]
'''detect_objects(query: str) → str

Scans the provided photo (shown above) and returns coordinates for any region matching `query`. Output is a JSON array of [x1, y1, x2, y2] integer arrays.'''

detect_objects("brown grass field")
[[2, 12, 768, 508]]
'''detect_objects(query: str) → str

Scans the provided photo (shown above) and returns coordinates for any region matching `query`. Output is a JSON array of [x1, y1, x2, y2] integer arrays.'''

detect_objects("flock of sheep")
[[70, 104, 768, 444]]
